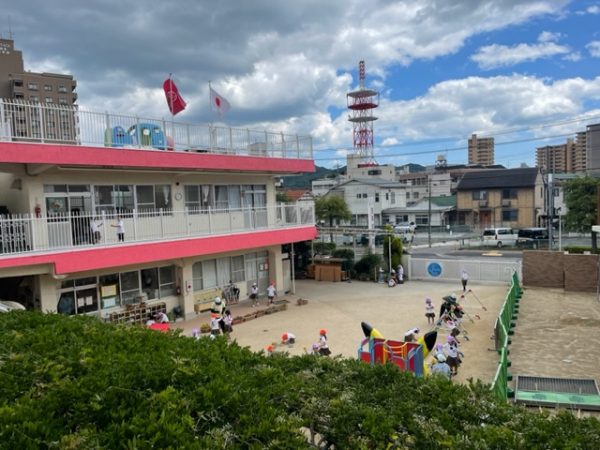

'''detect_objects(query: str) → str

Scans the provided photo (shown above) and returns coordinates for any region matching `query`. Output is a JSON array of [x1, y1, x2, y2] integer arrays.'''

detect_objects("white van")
[[482, 227, 518, 248]]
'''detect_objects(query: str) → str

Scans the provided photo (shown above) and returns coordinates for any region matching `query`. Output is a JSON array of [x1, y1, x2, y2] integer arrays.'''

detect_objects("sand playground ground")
[[177, 278, 600, 390]]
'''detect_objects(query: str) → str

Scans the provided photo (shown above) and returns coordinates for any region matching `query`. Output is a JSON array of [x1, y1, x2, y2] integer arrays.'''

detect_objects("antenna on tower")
[[8, 15, 13, 39], [347, 60, 379, 166]]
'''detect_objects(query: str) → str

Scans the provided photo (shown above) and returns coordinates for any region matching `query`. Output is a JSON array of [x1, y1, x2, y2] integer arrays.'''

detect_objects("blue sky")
[[4, 0, 600, 168]]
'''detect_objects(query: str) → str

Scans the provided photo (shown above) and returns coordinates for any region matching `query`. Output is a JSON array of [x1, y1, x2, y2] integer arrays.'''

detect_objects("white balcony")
[[0, 99, 313, 160], [0, 204, 315, 257]]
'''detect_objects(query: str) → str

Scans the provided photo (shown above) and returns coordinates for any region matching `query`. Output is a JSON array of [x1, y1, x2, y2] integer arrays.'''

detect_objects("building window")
[[62, 134, 71, 140], [60, 110, 70, 117], [15, 92, 24, 99], [56, 277, 99, 315], [413, 192, 419, 199], [58, 85, 68, 93], [31, 120, 40, 127], [385, 193, 389, 200], [14, 80, 23, 87], [502, 189, 518, 199], [47, 121, 55, 128], [502, 210, 518, 221], [28, 83, 38, 90], [375, 193, 380, 202], [32, 132, 41, 138], [136, 185, 172, 213], [415, 214, 429, 225], [553, 188, 559, 197], [59, 98, 68, 105], [406, 192, 410, 199], [356, 194, 361, 199], [472, 190, 487, 200], [45, 97, 53, 103], [47, 133, 56, 139], [29, 95, 39, 102], [391, 192, 396, 204], [45, 85, 52, 91], [93, 185, 134, 215], [158, 266, 176, 297], [362, 193, 367, 198]]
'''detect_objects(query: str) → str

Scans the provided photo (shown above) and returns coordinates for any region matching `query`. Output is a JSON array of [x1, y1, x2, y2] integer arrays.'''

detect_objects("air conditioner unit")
[[478, 200, 488, 207], [501, 199, 511, 206]]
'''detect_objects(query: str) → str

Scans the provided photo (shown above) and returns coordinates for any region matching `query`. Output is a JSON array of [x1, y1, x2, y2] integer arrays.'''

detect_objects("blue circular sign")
[[427, 262, 442, 277]]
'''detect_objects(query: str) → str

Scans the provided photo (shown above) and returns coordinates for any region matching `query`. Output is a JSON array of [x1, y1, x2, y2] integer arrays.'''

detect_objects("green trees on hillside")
[[1, 312, 600, 449]]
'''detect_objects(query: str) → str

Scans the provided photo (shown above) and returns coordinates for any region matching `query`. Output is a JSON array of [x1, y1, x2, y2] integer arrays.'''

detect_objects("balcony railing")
[[0, 204, 315, 257], [0, 99, 313, 160]]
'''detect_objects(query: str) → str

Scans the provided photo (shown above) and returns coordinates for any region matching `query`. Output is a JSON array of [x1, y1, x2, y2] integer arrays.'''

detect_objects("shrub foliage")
[[1, 312, 600, 449]]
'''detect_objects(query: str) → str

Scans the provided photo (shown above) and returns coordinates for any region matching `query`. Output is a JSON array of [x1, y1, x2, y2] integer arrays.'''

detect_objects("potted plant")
[[200, 323, 211, 334], [265, 306, 278, 315], [255, 309, 266, 318], [277, 303, 288, 312], [297, 298, 308, 306], [232, 315, 244, 325], [243, 312, 255, 322]]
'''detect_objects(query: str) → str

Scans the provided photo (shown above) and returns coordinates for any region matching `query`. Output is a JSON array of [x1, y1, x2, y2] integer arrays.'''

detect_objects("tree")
[[382, 225, 403, 271], [276, 192, 293, 203], [315, 195, 352, 242], [563, 176, 600, 253]]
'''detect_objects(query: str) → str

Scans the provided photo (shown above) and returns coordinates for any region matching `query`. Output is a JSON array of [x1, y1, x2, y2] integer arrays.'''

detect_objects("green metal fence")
[[490, 270, 522, 401]]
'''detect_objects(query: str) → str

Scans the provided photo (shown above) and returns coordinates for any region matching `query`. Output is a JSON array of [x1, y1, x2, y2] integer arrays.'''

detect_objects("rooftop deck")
[[0, 99, 313, 160]]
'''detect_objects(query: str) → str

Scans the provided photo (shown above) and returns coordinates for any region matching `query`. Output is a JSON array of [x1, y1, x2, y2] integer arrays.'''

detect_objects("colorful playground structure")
[[358, 322, 437, 378]]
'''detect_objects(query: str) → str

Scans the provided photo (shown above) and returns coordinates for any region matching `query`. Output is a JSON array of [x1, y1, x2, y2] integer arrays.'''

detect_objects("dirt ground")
[[179, 279, 510, 384]]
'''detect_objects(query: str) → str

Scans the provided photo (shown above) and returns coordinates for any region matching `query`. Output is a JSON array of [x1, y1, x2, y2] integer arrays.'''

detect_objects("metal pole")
[[388, 235, 392, 273], [291, 243, 296, 294], [428, 174, 432, 248], [558, 209, 562, 251]]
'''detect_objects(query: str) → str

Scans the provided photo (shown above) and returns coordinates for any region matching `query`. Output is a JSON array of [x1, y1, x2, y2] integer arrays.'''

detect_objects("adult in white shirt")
[[461, 270, 468, 292]]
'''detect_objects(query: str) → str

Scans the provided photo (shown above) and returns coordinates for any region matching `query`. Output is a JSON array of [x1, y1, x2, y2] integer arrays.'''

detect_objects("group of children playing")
[[267, 329, 331, 357]]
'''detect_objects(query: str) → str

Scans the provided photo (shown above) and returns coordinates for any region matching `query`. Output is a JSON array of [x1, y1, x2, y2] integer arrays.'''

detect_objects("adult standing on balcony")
[[111, 216, 125, 242], [90, 217, 103, 244]]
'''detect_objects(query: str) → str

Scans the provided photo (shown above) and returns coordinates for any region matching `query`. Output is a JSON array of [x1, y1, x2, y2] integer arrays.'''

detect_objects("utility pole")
[[428, 174, 432, 248], [548, 147, 554, 250]]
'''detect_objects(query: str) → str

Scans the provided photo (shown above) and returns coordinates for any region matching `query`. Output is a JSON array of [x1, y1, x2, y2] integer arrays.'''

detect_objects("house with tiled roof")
[[383, 195, 456, 228], [456, 167, 544, 229]]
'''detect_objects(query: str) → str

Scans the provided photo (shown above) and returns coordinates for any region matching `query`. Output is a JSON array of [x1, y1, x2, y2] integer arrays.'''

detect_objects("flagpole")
[[169, 73, 175, 150], [209, 80, 214, 151]]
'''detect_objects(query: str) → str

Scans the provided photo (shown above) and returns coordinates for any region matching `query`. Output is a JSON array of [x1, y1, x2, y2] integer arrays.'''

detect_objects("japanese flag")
[[210, 87, 231, 119]]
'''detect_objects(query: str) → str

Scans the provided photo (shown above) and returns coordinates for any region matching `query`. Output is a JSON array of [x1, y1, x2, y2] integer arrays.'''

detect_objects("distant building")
[[536, 139, 574, 174], [468, 134, 494, 165], [587, 123, 600, 175], [0, 38, 78, 143]]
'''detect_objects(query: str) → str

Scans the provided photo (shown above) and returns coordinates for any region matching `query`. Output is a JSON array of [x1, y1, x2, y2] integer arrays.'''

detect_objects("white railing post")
[[208, 207, 212, 234], [296, 134, 299, 159], [160, 208, 164, 239], [296, 202, 301, 225], [229, 207, 233, 231], [133, 209, 137, 241], [229, 127, 233, 155], [281, 132, 286, 158], [101, 210, 107, 244], [186, 124, 190, 151], [185, 207, 189, 236]]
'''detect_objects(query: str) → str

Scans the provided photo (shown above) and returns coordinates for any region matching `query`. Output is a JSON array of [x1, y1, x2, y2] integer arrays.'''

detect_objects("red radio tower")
[[347, 60, 379, 166]]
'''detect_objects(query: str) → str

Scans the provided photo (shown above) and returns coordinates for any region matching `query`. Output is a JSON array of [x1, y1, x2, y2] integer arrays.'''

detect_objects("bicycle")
[[222, 280, 240, 304]]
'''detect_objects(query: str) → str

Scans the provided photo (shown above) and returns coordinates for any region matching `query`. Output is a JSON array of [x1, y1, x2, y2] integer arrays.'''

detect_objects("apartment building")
[[535, 139, 574, 173], [0, 100, 316, 320], [468, 133, 494, 165], [0, 38, 78, 143], [587, 123, 600, 175]]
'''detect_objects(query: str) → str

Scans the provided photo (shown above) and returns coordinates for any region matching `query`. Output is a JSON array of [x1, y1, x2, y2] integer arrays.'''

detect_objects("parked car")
[[516, 228, 555, 249], [394, 221, 416, 233], [482, 227, 518, 248], [0, 300, 26, 313]]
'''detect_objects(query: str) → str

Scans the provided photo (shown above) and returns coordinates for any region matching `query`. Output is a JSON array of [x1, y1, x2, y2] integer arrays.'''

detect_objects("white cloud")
[[563, 52, 582, 61], [588, 5, 600, 14], [538, 31, 561, 42], [471, 42, 571, 69], [381, 138, 400, 146], [587, 41, 600, 57]]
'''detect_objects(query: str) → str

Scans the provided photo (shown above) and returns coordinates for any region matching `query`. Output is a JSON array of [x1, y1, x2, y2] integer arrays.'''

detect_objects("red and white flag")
[[210, 87, 231, 119], [163, 78, 187, 116]]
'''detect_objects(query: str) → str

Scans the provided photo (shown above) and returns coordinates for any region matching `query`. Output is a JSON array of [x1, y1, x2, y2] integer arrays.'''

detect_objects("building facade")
[[0, 39, 78, 143], [456, 167, 543, 229], [468, 134, 494, 165], [536, 139, 574, 174], [0, 100, 316, 320]]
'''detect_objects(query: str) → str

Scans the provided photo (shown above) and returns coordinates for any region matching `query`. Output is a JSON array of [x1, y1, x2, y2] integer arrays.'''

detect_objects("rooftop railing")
[[0, 99, 313, 160], [0, 204, 315, 257]]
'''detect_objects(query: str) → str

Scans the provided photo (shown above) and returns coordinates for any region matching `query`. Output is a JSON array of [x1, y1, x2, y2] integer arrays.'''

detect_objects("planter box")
[[232, 318, 243, 325], [255, 311, 266, 318], [243, 316, 255, 322]]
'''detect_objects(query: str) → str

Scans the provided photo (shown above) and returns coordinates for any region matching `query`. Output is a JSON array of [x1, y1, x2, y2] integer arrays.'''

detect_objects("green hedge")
[[563, 245, 593, 254], [1, 312, 600, 449]]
